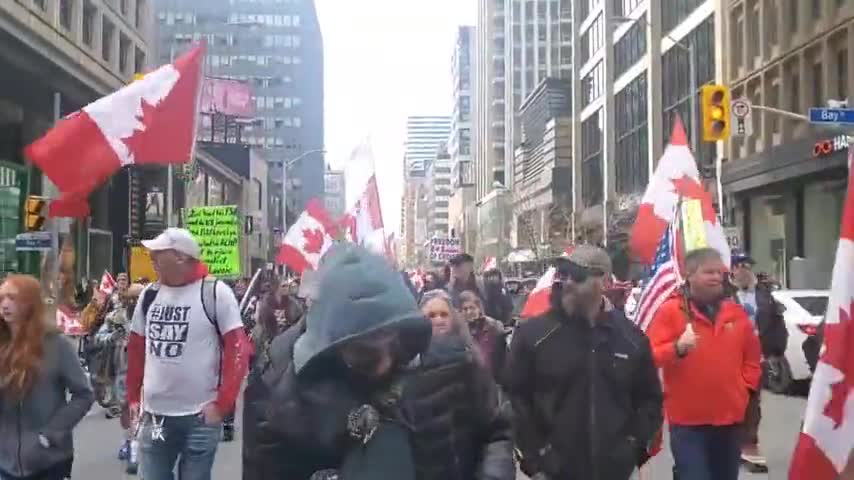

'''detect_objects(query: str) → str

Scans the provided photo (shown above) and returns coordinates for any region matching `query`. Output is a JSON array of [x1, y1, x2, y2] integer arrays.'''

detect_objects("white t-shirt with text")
[[130, 279, 243, 416]]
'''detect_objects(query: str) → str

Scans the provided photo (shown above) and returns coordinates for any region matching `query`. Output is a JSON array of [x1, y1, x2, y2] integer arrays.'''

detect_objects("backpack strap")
[[200, 277, 221, 341], [141, 283, 161, 320]]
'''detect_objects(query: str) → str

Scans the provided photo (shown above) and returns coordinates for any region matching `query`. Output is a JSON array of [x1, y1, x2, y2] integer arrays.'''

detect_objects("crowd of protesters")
[[0, 223, 794, 480]]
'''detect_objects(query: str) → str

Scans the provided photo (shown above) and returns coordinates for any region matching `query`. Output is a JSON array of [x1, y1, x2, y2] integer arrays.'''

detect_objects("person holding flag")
[[646, 248, 762, 480]]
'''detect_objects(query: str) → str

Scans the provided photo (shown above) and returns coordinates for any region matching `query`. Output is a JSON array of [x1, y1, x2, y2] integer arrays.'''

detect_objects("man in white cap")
[[126, 228, 250, 480]]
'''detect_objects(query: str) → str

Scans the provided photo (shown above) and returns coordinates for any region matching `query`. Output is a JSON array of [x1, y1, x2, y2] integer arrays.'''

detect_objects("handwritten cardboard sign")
[[186, 205, 241, 276], [429, 237, 461, 263]]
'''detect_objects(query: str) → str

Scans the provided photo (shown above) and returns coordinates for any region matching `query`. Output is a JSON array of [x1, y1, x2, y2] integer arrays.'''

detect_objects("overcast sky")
[[314, 0, 475, 232]]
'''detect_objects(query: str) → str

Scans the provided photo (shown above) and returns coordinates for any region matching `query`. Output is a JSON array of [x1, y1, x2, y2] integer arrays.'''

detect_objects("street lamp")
[[280, 149, 325, 232], [612, 16, 699, 157]]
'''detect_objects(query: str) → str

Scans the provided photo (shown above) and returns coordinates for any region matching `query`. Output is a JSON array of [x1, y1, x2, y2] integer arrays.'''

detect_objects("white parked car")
[[766, 289, 828, 394]]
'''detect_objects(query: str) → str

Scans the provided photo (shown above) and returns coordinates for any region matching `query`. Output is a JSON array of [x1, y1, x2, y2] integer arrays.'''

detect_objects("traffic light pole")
[[688, 43, 699, 159]]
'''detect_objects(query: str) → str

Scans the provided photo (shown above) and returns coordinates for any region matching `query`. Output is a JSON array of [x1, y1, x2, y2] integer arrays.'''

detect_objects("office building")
[[426, 145, 453, 237], [404, 115, 452, 177], [155, 0, 325, 213], [474, 0, 507, 199], [721, 1, 854, 288], [505, 0, 573, 188], [0, 0, 154, 277], [569, 0, 718, 253], [324, 167, 345, 218], [449, 26, 476, 246]]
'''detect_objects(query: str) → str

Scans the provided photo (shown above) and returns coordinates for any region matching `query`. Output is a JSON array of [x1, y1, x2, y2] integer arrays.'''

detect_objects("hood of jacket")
[[293, 244, 432, 375]]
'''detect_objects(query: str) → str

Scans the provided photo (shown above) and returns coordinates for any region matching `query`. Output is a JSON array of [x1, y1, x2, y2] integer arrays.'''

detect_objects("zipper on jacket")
[[16, 401, 23, 477]]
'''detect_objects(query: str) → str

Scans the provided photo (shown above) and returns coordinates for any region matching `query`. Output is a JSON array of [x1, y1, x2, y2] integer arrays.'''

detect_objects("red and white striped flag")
[[482, 256, 497, 272], [789, 163, 854, 479], [519, 246, 576, 319]]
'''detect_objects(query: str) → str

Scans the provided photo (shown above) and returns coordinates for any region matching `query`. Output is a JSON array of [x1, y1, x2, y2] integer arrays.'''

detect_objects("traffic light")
[[24, 196, 46, 231], [701, 85, 731, 142]]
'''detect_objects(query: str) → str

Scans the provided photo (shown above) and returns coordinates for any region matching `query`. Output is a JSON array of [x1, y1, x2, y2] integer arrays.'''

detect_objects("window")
[[102, 18, 115, 62], [789, 0, 798, 32], [293, 117, 302, 128], [579, 14, 604, 65], [135, 0, 145, 29], [813, 61, 823, 107], [119, 35, 131, 74], [59, 0, 73, 30], [581, 111, 603, 207], [614, 13, 647, 78], [615, 73, 649, 194], [613, 0, 643, 16], [581, 61, 605, 107], [293, 15, 300, 27], [254, 179, 263, 210], [837, 49, 848, 99], [812, 0, 821, 18], [82, 1, 96, 47], [790, 66, 801, 114], [120, 0, 129, 15], [661, 0, 704, 33], [34, 0, 46, 11], [766, 0, 778, 45]]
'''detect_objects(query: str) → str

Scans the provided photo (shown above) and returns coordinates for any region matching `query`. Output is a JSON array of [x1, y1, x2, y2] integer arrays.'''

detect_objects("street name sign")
[[808, 107, 854, 124], [15, 232, 52, 251]]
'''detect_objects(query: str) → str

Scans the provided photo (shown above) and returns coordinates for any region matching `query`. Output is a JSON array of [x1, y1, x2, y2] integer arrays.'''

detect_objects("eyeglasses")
[[557, 261, 605, 284]]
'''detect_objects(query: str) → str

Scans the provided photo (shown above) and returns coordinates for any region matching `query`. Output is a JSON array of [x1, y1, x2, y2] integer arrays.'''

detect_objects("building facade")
[[512, 78, 574, 257], [449, 25, 476, 247], [504, 0, 573, 188], [0, 0, 154, 277], [154, 0, 324, 213], [721, 0, 854, 289], [426, 145, 453, 237], [568, 0, 718, 257], [474, 0, 507, 199], [323, 167, 345, 218], [404, 115, 452, 176]]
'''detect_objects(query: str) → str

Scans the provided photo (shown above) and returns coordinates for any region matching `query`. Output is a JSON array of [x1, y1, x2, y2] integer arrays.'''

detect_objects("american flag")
[[634, 220, 681, 332]]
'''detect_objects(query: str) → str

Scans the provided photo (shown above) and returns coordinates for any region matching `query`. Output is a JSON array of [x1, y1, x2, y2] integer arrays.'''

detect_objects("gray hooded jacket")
[[0, 333, 94, 477]]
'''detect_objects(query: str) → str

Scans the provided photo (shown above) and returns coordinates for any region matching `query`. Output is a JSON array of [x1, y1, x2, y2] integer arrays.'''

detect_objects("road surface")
[[71, 391, 805, 479]]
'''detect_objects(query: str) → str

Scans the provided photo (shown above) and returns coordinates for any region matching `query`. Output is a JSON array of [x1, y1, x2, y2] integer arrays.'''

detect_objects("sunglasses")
[[557, 261, 605, 284]]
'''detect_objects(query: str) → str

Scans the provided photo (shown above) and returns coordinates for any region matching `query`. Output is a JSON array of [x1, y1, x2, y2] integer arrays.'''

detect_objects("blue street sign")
[[15, 232, 52, 251], [808, 107, 854, 124]]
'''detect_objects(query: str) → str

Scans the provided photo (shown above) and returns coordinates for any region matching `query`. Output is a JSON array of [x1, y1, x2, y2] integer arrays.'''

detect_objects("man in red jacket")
[[126, 228, 250, 480], [647, 248, 762, 480]]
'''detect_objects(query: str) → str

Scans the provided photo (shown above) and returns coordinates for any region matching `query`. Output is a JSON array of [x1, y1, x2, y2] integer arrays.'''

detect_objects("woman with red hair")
[[0, 274, 94, 480]]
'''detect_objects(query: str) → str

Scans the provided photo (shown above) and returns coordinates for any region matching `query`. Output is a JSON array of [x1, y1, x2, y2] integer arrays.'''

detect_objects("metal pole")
[[166, 44, 176, 228], [281, 160, 288, 233], [46, 93, 62, 299], [688, 43, 698, 157]]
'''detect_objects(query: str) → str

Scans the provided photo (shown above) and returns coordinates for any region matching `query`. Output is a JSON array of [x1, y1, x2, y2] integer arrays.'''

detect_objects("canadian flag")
[[276, 199, 338, 273], [342, 140, 385, 254], [789, 164, 854, 479], [519, 246, 575, 319], [630, 116, 730, 266], [25, 44, 205, 218], [98, 271, 116, 296]]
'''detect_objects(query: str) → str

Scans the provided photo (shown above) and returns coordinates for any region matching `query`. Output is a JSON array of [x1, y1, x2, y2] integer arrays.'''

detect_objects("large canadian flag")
[[276, 199, 338, 273], [25, 44, 205, 218], [630, 116, 730, 266], [789, 165, 854, 479]]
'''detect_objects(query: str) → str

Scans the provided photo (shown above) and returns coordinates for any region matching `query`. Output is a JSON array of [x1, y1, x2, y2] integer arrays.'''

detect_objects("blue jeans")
[[670, 424, 741, 480], [140, 412, 221, 480]]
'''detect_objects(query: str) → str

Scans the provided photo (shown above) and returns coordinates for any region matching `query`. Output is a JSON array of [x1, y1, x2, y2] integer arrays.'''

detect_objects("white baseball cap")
[[141, 228, 202, 259]]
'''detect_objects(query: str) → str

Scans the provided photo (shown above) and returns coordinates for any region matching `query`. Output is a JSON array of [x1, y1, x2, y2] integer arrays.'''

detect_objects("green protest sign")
[[185, 205, 241, 277]]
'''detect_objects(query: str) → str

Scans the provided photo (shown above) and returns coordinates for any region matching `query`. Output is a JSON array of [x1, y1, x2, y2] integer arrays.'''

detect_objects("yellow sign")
[[681, 199, 708, 252], [185, 205, 241, 277], [130, 246, 158, 282]]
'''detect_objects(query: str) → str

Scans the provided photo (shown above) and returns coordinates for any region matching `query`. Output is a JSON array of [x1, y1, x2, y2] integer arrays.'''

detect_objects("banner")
[[129, 246, 158, 282], [429, 237, 461, 263], [199, 78, 254, 117], [186, 205, 241, 276], [680, 199, 708, 252]]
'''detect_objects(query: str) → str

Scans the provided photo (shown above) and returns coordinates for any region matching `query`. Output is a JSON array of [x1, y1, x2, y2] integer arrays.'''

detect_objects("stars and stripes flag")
[[633, 218, 682, 332]]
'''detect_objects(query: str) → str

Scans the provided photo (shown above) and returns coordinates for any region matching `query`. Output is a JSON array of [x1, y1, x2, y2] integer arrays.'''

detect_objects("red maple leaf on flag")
[[302, 228, 325, 254], [671, 175, 717, 223], [821, 301, 854, 428]]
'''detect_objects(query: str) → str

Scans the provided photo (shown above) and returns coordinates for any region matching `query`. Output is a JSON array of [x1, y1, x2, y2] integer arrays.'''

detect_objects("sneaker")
[[222, 424, 235, 442], [126, 440, 139, 475], [117, 441, 130, 461], [741, 450, 768, 473]]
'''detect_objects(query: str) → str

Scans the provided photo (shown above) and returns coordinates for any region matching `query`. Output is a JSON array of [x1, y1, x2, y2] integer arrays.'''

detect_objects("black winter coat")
[[505, 305, 663, 480], [754, 286, 788, 358], [242, 331, 515, 480]]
